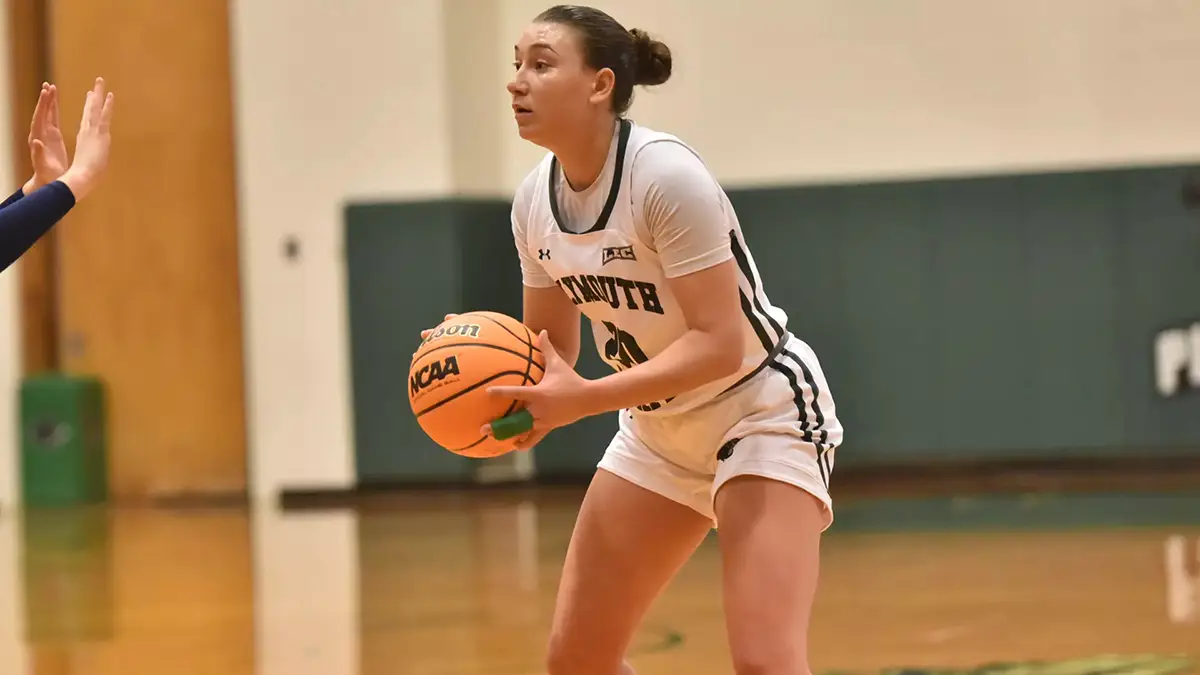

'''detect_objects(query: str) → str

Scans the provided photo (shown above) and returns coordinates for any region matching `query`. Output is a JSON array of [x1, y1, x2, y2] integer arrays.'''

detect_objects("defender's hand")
[[59, 77, 115, 201], [24, 83, 70, 194]]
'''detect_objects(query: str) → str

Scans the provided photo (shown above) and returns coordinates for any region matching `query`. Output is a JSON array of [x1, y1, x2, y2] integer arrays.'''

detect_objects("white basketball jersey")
[[516, 119, 791, 416]]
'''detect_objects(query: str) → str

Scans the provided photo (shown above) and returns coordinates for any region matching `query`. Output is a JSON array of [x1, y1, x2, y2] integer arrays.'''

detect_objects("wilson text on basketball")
[[420, 323, 482, 348]]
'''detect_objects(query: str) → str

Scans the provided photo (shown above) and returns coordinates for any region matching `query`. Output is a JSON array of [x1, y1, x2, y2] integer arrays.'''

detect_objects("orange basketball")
[[408, 311, 545, 458]]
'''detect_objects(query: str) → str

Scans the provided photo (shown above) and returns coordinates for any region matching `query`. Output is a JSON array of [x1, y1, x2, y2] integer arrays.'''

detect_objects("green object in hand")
[[491, 409, 534, 441]]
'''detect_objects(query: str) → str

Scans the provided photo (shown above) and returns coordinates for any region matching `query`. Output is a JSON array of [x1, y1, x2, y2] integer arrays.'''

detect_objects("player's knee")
[[729, 644, 809, 675], [544, 643, 579, 675], [545, 633, 627, 675]]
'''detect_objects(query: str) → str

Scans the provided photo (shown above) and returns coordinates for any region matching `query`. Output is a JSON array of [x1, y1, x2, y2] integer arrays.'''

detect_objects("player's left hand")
[[24, 82, 70, 194], [484, 330, 595, 444]]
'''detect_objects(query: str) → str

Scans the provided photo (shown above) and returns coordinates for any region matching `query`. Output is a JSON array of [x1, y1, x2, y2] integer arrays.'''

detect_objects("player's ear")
[[589, 67, 615, 107]]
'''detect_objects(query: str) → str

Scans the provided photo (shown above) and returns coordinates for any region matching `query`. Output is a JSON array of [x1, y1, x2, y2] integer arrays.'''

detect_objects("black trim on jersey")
[[781, 347, 829, 451], [548, 118, 633, 235], [721, 329, 790, 395], [769, 347, 833, 490], [729, 229, 785, 349], [739, 291, 774, 354], [722, 227, 792, 395]]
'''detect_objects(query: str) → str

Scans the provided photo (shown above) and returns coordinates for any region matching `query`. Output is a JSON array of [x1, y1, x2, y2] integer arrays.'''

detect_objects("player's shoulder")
[[625, 121, 719, 199], [626, 122, 712, 178]]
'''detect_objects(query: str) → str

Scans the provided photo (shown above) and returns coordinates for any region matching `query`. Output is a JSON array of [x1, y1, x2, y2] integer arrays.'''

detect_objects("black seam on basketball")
[[500, 328, 531, 417], [501, 399, 519, 419], [465, 312, 546, 375], [415, 342, 546, 374], [521, 325, 536, 385], [471, 313, 535, 350], [415, 369, 531, 417], [451, 435, 489, 453]]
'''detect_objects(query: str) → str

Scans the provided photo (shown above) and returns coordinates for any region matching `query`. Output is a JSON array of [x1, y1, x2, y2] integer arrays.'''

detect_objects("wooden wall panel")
[[7, 0, 57, 375], [48, 0, 247, 500]]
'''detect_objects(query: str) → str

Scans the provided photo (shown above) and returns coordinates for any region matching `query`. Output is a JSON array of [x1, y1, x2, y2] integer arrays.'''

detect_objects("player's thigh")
[[712, 438, 832, 674], [549, 466, 711, 674]]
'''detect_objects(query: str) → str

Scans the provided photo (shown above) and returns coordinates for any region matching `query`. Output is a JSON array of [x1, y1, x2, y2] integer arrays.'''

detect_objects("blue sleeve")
[[0, 182, 76, 273], [0, 187, 23, 209]]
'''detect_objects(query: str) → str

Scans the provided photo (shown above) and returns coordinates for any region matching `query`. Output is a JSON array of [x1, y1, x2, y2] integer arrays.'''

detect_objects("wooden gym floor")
[[1, 474, 1199, 675]]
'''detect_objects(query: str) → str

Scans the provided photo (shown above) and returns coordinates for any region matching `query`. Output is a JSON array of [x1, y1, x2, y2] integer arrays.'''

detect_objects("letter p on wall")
[[1155, 323, 1200, 397]]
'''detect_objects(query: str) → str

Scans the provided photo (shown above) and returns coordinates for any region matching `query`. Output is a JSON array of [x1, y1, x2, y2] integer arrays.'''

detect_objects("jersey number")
[[601, 321, 669, 413]]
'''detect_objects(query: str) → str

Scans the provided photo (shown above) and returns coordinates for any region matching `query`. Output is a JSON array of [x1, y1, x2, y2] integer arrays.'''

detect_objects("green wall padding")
[[729, 165, 1200, 463], [346, 164, 1200, 483]]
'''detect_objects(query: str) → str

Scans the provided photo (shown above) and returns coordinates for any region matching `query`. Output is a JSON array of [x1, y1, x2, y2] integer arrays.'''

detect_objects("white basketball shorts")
[[597, 335, 842, 531]]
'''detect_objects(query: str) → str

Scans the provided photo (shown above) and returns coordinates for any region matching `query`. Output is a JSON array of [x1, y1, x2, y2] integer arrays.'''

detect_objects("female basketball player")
[[1, 77, 114, 272], [425, 5, 842, 674]]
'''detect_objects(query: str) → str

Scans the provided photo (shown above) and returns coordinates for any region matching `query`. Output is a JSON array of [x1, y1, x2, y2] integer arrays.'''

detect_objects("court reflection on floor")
[[0, 490, 1196, 675]]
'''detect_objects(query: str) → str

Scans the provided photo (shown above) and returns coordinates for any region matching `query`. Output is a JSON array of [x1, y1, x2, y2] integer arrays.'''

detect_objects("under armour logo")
[[717, 438, 740, 461], [538, 249, 551, 260]]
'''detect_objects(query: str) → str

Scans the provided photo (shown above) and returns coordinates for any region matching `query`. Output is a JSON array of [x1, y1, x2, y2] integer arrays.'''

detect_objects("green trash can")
[[19, 374, 108, 507]]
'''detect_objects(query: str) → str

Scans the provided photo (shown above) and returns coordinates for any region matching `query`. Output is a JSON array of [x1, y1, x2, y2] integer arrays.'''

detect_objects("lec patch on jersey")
[[601, 245, 637, 266]]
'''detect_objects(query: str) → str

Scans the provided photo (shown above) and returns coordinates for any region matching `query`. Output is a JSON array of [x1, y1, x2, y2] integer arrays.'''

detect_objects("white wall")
[[233, 0, 1200, 500], [0, 12, 31, 675], [501, 0, 1200, 187], [0, 5, 23, 511], [0, 279, 18, 514], [229, 0, 457, 499]]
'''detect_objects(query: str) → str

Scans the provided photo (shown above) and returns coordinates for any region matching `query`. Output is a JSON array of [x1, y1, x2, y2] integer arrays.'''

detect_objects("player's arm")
[[0, 77, 112, 274], [0, 181, 77, 273], [580, 262, 743, 414], [510, 185, 581, 368], [523, 284, 580, 368], [573, 142, 744, 414]]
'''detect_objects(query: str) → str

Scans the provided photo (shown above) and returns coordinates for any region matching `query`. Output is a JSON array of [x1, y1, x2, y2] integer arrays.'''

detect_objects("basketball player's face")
[[509, 22, 602, 146]]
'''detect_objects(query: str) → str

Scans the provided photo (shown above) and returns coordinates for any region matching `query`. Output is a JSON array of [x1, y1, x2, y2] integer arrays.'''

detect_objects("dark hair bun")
[[629, 28, 672, 86]]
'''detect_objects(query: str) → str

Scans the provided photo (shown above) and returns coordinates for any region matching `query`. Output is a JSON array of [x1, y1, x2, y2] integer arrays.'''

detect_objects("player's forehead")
[[514, 21, 577, 57]]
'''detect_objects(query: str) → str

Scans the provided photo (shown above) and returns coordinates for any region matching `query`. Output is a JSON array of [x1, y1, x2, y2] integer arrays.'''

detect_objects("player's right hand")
[[419, 313, 458, 341], [510, 428, 549, 452], [59, 77, 114, 201]]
